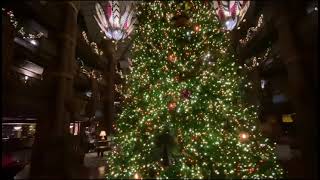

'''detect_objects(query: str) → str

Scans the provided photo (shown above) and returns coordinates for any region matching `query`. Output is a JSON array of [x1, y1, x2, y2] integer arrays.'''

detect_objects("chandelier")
[[213, 0, 250, 31], [94, 1, 136, 41]]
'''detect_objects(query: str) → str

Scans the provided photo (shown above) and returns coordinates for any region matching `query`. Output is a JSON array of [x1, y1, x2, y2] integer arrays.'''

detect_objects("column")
[[100, 39, 115, 136], [2, 11, 14, 92], [30, 2, 79, 178], [273, 8, 316, 179]]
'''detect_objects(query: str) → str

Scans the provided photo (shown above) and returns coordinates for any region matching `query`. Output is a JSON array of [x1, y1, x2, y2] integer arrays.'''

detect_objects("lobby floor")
[[14, 152, 108, 179]]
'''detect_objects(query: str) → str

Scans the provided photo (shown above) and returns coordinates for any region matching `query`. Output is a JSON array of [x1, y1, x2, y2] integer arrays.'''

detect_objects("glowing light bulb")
[[29, 39, 38, 46], [239, 132, 249, 142], [134, 173, 140, 179], [14, 126, 22, 130], [194, 25, 200, 32]]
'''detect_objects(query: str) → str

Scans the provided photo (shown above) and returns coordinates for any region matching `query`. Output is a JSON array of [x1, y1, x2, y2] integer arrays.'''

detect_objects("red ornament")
[[194, 24, 201, 32], [174, 76, 181, 82], [248, 167, 255, 174], [168, 53, 177, 62], [181, 89, 192, 100], [168, 101, 177, 111]]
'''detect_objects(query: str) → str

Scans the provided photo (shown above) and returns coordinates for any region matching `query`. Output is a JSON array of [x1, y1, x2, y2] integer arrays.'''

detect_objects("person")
[[95, 141, 104, 157]]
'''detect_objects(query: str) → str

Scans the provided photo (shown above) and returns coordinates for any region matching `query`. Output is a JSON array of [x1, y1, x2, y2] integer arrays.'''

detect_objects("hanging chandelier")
[[213, 0, 250, 31], [94, 1, 136, 41]]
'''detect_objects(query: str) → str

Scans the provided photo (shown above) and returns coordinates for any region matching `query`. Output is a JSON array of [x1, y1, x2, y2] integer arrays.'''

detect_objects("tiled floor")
[[82, 152, 108, 179]]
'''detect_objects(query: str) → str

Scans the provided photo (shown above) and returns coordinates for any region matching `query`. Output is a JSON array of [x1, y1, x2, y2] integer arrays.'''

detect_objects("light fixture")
[[241, 133, 248, 139], [134, 173, 140, 179], [282, 114, 294, 123], [86, 91, 92, 97], [94, 1, 136, 41], [213, 0, 250, 30], [13, 126, 22, 131], [29, 39, 38, 46], [261, 80, 267, 89], [194, 24, 201, 32], [100, 130, 106, 140], [224, 18, 237, 30]]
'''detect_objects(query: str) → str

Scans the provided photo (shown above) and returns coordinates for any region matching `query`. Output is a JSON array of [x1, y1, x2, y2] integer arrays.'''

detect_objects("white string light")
[[81, 31, 104, 56], [239, 14, 264, 47]]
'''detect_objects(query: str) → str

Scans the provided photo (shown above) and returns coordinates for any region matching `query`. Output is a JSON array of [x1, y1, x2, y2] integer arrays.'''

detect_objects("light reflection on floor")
[[98, 166, 106, 176], [84, 152, 108, 179]]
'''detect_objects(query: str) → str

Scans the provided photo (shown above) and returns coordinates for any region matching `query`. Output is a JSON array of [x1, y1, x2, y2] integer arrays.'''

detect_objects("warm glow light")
[[14, 126, 22, 130], [134, 173, 140, 179], [168, 54, 177, 62], [282, 114, 294, 123], [239, 132, 249, 141], [106, 1, 284, 179], [100, 130, 107, 140], [194, 25, 200, 32], [168, 101, 177, 111]]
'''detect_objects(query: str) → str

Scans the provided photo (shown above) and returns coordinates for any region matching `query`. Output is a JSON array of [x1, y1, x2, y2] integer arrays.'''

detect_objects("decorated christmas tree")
[[106, 1, 284, 179]]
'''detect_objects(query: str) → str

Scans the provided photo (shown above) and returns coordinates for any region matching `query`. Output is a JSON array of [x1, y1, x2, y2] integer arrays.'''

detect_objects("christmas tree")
[[106, 1, 284, 179]]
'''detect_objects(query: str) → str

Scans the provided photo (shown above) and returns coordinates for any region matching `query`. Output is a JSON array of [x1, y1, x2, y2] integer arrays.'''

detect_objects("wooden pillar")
[[2, 12, 14, 90], [273, 8, 317, 179], [100, 40, 115, 136], [30, 2, 79, 178]]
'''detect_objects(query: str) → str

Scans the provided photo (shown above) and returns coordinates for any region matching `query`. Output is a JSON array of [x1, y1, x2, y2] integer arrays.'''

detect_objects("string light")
[[82, 31, 104, 56], [77, 57, 104, 82], [3, 10, 44, 41], [244, 47, 271, 71], [239, 14, 264, 47]]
